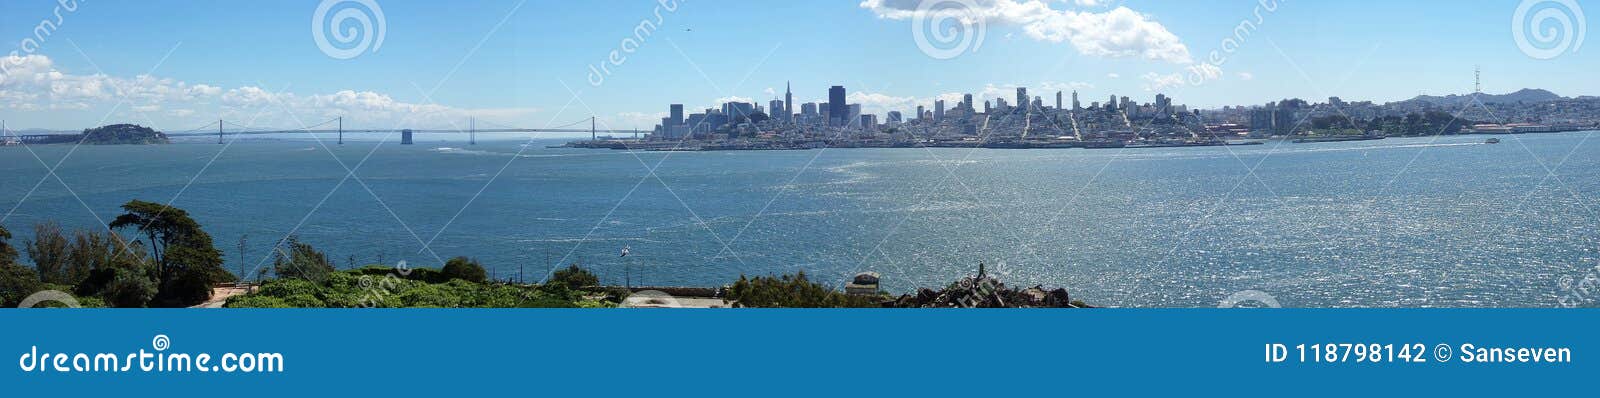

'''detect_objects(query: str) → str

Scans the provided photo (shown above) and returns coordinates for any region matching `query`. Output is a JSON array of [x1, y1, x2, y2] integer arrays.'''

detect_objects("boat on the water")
[[1485, 138, 1501, 144]]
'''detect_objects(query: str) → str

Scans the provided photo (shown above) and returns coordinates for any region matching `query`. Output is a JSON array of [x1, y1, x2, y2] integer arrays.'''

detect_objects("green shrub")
[[102, 268, 157, 308], [225, 295, 291, 308], [0, 263, 42, 307], [550, 264, 598, 289], [440, 257, 487, 284]]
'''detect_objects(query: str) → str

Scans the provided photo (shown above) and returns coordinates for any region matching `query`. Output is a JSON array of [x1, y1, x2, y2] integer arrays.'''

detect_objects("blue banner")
[[1, 309, 1592, 396]]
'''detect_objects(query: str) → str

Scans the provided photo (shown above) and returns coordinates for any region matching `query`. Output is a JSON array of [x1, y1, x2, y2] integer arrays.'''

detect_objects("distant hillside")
[[81, 124, 169, 145], [1393, 88, 1565, 107]]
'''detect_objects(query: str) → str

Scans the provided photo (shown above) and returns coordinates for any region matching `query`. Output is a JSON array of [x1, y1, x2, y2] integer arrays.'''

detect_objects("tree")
[[0, 224, 15, 265], [25, 221, 70, 284], [0, 224, 43, 307], [441, 257, 487, 284], [271, 236, 335, 283], [110, 200, 234, 307], [549, 264, 598, 289]]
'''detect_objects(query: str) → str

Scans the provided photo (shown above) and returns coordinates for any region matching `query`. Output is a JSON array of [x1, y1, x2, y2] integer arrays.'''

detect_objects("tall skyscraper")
[[670, 104, 684, 126], [769, 99, 785, 120], [916, 105, 924, 121], [934, 100, 945, 121], [1072, 91, 1080, 111], [802, 102, 818, 117], [963, 93, 974, 110], [784, 81, 793, 122], [1055, 91, 1063, 110], [828, 86, 847, 127], [1016, 87, 1028, 113]]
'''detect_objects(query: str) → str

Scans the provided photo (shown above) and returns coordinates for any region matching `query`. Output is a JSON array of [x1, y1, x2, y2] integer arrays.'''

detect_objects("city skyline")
[[0, 1, 1593, 131]]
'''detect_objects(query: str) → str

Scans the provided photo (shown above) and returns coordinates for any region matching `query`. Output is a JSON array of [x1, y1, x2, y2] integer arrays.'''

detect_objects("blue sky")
[[0, 0, 1593, 131]]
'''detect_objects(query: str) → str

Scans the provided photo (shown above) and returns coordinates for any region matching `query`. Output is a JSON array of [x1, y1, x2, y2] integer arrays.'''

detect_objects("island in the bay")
[[4, 124, 169, 145]]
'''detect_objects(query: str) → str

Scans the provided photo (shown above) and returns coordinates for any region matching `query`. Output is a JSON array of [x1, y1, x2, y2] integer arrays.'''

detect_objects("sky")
[[0, 0, 1593, 131]]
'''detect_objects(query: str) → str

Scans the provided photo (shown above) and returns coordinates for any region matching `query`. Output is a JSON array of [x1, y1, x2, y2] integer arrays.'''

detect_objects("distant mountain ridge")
[[1394, 88, 1565, 107]]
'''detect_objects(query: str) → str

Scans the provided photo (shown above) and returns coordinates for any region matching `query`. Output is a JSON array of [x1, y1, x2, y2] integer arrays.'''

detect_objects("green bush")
[[440, 257, 487, 284], [0, 263, 42, 307], [225, 295, 291, 308], [102, 268, 157, 308], [550, 264, 598, 289]]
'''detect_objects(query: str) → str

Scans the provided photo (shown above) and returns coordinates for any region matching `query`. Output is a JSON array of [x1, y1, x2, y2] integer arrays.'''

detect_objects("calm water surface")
[[3, 131, 1597, 307]]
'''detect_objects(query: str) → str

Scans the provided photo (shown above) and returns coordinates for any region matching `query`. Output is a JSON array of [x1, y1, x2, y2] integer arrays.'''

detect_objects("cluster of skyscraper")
[[651, 83, 1196, 140]]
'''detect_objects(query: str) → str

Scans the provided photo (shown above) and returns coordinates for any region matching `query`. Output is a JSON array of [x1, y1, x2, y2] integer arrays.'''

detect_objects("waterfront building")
[[670, 104, 684, 126]]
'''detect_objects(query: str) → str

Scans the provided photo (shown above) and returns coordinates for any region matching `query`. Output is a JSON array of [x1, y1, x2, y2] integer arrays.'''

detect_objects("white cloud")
[[1236, 72, 1254, 81], [860, 0, 1192, 64], [0, 54, 537, 128], [1140, 72, 1185, 91], [1106, 73, 1120, 79]]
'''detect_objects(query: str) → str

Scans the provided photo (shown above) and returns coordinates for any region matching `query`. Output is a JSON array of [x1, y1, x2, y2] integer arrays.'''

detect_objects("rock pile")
[[889, 274, 1077, 308]]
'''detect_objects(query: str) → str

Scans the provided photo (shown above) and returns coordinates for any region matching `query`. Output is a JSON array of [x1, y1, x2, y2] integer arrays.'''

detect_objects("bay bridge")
[[2, 116, 644, 146]]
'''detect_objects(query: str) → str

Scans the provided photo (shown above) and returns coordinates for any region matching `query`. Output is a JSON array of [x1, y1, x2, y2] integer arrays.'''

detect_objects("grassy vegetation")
[[227, 263, 618, 309]]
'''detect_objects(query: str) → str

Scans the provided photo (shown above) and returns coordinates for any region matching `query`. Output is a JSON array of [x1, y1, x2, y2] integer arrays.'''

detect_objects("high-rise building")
[[801, 102, 818, 116], [828, 86, 847, 127], [848, 104, 862, 128], [769, 99, 785, 120], [887, 111, 903, 124], [670, 104, 684, 126], [1071, 91, 1080, 111], [785, 81, 794, 122], [983, 100, 992, 114], [963, 93, 974, 110], [1016, 87, 1029, 113], [934, 100, 945, 121], [1055, 91, 1063, 110], [916, 105, 925, 121]]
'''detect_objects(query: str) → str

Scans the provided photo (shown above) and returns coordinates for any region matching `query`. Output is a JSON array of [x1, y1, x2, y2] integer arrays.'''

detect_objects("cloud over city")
[[860, 0, 1193, 64]]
